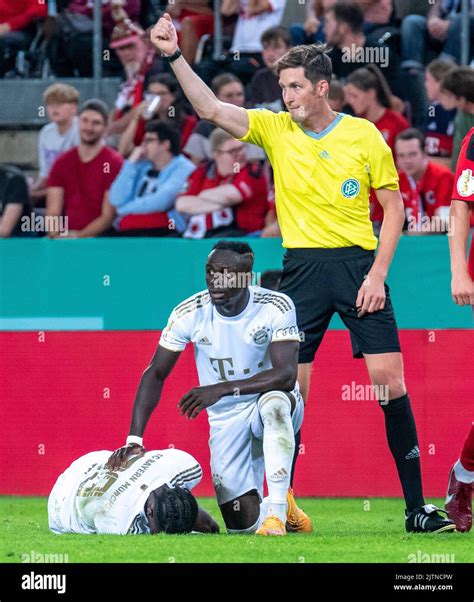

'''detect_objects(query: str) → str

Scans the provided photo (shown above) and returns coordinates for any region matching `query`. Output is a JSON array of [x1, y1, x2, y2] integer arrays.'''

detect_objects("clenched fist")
[[150, 13, 178, 56]]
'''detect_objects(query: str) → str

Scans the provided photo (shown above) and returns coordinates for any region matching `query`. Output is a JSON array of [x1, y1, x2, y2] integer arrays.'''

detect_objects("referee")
[[150, 14, 455, 533]]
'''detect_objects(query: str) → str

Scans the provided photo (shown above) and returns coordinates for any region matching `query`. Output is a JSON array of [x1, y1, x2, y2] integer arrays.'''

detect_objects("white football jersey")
[[159, 285, 300, 423], [48, 449, 202, 535]]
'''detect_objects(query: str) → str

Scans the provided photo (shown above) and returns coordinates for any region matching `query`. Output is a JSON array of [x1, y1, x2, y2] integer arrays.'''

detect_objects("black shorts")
[[279, 246, 401, 362]]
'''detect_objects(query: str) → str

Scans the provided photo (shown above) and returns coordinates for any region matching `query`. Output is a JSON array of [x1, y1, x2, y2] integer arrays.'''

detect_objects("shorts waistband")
[[284, 246, 375, 262]]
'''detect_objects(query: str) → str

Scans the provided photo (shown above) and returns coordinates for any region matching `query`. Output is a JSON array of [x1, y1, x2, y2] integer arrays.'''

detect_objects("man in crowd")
[[109, 120, 195, 235], [31, 84, 80, 204], [395, 129, 454, 233], [176, 129, 268, 238], [47, 100, 123, 238], [184, 73, 265, 166], [249, 26, 291, 112]]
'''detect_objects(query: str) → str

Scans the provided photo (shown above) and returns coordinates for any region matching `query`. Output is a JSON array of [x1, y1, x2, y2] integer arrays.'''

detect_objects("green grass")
[[1, 496, 472, 564]]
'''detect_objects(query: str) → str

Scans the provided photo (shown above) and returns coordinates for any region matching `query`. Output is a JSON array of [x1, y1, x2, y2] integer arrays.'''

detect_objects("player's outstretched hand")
[[150, 13, 178, 56], [178, 384, 226, 420], [106, 443, 145, 471]]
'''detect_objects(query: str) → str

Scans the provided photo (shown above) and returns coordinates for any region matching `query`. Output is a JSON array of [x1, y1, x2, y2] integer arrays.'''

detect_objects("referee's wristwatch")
[[161, 48, 182, 63]]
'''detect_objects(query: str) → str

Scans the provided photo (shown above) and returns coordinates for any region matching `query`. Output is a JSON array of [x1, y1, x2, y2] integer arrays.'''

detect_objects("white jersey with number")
[[48, 449, 202, 535], [159, 285, 301, 425]]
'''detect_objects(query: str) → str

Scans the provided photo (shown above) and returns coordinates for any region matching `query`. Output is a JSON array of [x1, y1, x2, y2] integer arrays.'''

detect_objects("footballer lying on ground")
[[107, 240, 312, 536], [48, 447, 219, 534]]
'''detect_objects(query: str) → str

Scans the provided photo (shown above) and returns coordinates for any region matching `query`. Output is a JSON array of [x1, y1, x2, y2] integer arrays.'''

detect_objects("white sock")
[[258, 391, 294, 524], [454, 459, 474, 484]]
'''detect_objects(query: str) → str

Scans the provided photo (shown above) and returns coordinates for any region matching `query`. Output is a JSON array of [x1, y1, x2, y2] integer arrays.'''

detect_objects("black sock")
[[380, 393, 425, 512], [290, 429, 301, 488]]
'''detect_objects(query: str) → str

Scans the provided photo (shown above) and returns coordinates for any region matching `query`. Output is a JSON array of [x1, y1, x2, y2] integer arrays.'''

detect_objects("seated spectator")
[[345, 65, 409, 228], [47, 100, 124, 238], [107, 19, 160, 141], [324, 3, 401, 89], [439, 66, 474, 172], [176, 129, 268, 238], [423, 58, 457, 166], [289, 0, 334, 47], [184, 73, 265, 165], [0, 0, 47, 77], [109, 120, 196, 235], [249, 26, 290, 112], [195, 0, 286, 86], [31, 84, 80, 204], [395, 129, 454, 233], [345, 65, 409, 152], [165, 0, 214, 65], [47, 0, 141, 77], [0, 165, 32, 237], [328, 78, 346, 112], [401, 0, 474, 71], [118, 73, 197, 156], [355, 0, 394, 38]]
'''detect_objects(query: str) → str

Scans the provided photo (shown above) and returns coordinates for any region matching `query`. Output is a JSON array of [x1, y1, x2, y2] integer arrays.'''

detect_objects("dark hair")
[[144, 120, 181, 156], [261, 26, 291, 48], [441, 66, 474, 103], [79, 99, 109, 123], [347, 65, 393, 109], [260, 269, 282, 291], [211, 73, 242, 96], [212, 240, 254, 256], [146, 73, 191, 126], [274, 43, 333, 85], [328, 2, 364, 34], [426, 58, 457, 82], [152, 485, 198, 534], [328, 78, 345, 101], [395, 128, 425, 151]]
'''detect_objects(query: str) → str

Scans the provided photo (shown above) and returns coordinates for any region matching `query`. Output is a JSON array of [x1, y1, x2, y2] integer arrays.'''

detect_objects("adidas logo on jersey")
[[197, 336, 212, 345], [405, 445, 420, 460]]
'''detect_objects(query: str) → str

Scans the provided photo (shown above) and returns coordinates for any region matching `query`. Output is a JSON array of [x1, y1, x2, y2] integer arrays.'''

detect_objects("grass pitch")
[[1, 496, 472, 564]]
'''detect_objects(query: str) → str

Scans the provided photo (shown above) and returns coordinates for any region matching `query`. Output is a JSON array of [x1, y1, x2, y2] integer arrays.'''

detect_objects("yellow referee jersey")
[[239, 109, 399, 249]]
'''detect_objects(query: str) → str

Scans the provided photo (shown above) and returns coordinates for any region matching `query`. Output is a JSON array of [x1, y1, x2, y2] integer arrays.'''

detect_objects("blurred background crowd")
[[0, 0, 473, 239]]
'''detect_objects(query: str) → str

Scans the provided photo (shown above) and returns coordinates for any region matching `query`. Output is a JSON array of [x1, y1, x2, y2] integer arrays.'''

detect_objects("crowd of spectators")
[[0, 0, 473, 239]]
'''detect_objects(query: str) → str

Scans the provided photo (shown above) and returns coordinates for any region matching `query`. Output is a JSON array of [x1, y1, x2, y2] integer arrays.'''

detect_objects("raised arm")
[[106, 344, 182, 470], [150, 13, 249, 139]]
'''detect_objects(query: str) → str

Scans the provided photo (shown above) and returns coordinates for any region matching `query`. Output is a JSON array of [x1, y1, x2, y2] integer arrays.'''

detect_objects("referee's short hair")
[[274, 43, 332, 85]]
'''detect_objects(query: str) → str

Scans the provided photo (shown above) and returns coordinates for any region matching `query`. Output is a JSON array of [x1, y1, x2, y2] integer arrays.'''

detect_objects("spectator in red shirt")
[[345, 65, 409, 228], [47, 100, 124, 238], [176, 128, 268, 238], [345, 65, 410, 152], [0, 0, 47, 77], [449, 127, 474, 305], [118, 73, 197, 157], [395, 128, 454, 234]]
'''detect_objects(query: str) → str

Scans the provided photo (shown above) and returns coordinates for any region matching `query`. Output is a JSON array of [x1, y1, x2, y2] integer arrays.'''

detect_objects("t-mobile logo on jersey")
[[210, 357, 265, 381]]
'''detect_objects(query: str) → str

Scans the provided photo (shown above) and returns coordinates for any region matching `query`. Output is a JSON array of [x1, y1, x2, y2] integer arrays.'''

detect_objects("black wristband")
[[162, 48, 182, 63]]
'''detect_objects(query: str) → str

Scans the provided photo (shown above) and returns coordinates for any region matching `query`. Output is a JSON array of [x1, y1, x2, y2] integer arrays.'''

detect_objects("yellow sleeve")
[[238, 108, 287, 149], [367, 123, 399, 190]]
